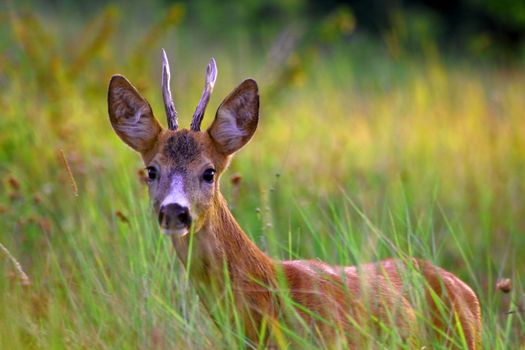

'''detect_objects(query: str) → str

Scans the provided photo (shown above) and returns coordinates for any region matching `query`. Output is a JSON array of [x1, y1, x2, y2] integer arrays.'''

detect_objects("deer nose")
[[158, 203, 192, 228]]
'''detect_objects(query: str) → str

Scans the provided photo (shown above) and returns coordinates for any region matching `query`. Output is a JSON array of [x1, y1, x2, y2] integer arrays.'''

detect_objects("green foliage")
[[470, 0, 525, 29], [0, 2, 524, 349]]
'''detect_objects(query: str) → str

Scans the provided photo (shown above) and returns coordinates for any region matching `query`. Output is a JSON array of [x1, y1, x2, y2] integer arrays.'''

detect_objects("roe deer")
[[107, 50, 481, 348]]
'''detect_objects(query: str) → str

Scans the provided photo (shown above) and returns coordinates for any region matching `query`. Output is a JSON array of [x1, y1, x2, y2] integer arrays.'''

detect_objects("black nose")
[[158, 203, 192, 228]]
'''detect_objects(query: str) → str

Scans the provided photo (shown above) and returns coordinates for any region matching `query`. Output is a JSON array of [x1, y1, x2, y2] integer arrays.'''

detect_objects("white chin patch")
[[161, 227, 189, 237]]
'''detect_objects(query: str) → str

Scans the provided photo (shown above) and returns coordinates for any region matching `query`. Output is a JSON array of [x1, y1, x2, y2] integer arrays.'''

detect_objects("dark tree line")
[[309, 0, 525, 53], [24, 0, 525, 56]]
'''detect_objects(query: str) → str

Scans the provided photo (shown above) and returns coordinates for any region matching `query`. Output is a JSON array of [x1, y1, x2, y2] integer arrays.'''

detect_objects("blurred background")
[[0, 0, 524, 348]]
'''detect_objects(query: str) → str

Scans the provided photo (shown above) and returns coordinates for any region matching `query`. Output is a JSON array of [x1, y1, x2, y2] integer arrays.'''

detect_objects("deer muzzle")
[[158, 203, 192, 236]]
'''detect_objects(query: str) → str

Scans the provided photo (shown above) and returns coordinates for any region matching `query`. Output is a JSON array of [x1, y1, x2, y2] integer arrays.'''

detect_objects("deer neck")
[[170, 193, 276, 291]]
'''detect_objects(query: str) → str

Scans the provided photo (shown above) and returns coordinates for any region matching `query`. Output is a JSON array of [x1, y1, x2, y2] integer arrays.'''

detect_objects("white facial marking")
[[161, 175, 188, 208], [160, 175, 190, 237]]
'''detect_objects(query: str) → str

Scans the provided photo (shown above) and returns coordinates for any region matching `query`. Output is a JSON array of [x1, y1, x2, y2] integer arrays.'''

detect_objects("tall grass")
[[0, 3, 524, 349]]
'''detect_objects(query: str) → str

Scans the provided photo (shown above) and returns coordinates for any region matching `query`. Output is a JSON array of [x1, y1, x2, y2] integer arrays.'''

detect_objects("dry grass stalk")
[[496, 278, 512, 293], [0, 242, 30, 287], [137, 168, 148, 185], [115, 211, 130, 224], [7, 175, 20, 191], [59, 149, 79, 196]]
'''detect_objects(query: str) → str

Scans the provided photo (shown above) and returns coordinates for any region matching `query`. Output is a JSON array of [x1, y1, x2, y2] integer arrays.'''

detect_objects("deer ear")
[[208, 79, 259, 155], [108, 75, 162, 153]]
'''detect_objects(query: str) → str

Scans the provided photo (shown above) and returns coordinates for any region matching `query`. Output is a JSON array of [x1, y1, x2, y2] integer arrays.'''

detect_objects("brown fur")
[[108, 74, 482, 349]]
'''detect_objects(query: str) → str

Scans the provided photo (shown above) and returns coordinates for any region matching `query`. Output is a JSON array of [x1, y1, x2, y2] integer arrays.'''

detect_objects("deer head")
[[108, 50, 259, 236]]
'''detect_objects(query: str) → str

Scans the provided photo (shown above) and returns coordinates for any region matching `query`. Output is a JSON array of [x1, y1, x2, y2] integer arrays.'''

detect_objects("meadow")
[[0, 3, 524, 349]]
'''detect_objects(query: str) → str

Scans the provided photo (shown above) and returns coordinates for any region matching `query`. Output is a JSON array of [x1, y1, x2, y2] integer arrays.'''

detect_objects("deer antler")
[[161, 49, 178, 130], [190, 58, 218, 131]]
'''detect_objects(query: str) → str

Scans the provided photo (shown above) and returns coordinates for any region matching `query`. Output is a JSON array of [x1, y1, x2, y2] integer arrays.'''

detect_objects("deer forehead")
[[152, 129, 220, 170], [163, 131, 201, 165]]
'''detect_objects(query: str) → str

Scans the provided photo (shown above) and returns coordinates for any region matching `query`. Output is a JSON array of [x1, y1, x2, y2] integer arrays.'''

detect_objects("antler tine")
[[161, 49, 178, 130], [190, 58, 218, 131]]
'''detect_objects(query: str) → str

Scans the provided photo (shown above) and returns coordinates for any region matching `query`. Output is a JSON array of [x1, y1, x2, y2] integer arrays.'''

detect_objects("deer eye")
[[146, 166, 158, 181], [202, 168, 215, 183]]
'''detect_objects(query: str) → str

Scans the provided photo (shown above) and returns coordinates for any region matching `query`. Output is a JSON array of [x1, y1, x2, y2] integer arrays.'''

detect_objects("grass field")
[[0, 3, 524, 349]]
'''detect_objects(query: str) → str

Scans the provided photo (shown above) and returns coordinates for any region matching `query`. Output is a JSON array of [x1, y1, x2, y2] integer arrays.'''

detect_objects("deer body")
[[107, 51, 481, 348], [171, 187, 481, 348]]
